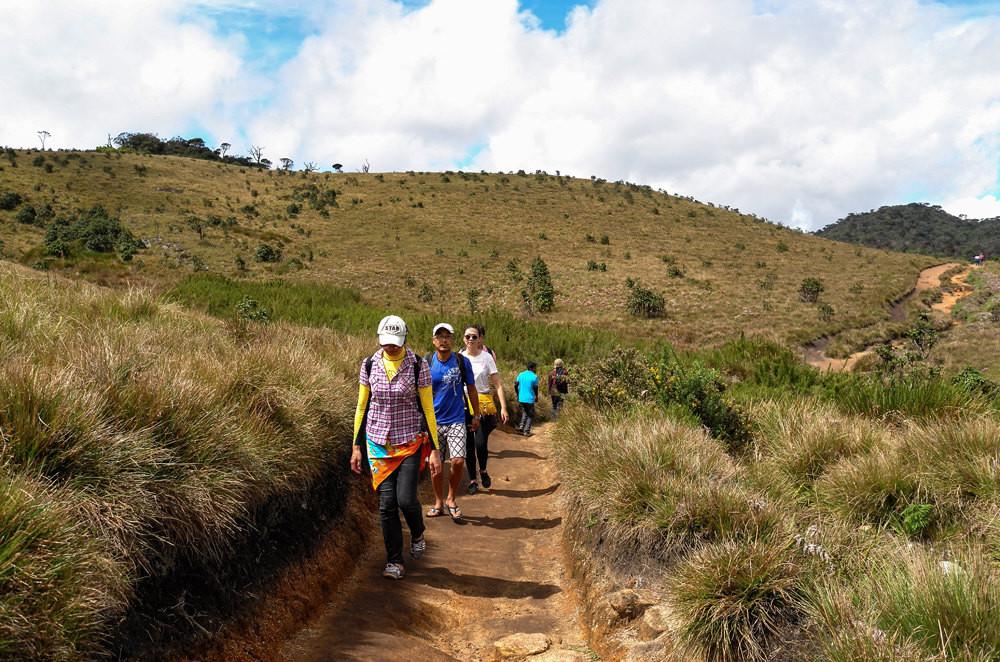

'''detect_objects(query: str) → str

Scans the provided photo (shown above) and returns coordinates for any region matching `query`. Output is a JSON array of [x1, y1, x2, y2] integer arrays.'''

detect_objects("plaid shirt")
[[360, 348, 431, 446]]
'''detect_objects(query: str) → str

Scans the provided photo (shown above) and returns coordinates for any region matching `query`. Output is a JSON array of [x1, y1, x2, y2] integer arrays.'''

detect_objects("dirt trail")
[[282, 425, 589, 661], [805, 262, 974, 372]]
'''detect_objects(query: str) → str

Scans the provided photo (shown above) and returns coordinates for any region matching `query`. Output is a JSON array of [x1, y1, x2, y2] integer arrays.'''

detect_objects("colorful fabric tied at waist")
[[478, 393, 497, 416], [367, 432, 430, 490]]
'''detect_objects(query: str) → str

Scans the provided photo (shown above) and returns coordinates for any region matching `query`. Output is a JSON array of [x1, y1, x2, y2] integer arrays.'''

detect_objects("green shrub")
[[254, 243, 281, 263], [626, 284, 665, 318], [0, 191, 23, 210], [527, 256, 555, 312], [41, 206, 141, 261], [573, 348, 653, 409], [799, 277, 824, 303], [650, 357, 753, 452], [667, 265, 684, 278], [16, 204, 37, 225]]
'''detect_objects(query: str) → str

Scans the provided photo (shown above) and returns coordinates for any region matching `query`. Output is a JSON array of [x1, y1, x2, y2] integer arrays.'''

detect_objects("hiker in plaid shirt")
[[351, 315, 441, 580]]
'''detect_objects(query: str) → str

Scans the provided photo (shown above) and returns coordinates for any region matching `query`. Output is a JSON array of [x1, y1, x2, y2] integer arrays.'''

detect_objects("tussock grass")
[[817, 416, 1000, 537], [554, 407, 779, 562], [751, 399, 885, 492], [669, 537, 803, 662], [810, 549, 1000, 661], [0, 262, 362, 656]]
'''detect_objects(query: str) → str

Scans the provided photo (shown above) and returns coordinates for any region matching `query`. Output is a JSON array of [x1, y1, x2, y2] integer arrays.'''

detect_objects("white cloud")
[[243, 0, 1000, 229], [2, 0, 999, 230], [942, 194, 1000, 220], [0, 0, 245, 150]]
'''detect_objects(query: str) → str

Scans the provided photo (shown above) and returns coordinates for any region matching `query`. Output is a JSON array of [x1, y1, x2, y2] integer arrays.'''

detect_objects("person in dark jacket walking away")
[[547, 358, 569, 420]]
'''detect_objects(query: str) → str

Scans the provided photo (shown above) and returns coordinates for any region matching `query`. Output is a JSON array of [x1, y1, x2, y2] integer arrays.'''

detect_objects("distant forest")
[[815, 203, 1000, 259]]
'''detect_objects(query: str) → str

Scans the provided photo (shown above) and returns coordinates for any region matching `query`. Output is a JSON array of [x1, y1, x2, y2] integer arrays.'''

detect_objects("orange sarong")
[[366, 433, 430, 490]]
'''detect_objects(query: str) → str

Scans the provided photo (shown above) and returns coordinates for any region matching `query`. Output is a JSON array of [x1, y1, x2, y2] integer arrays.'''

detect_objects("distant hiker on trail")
[[460, 326, 509, 494], [973, 253, 985, 265], [426, 322, 481, 521], [547, 358, 569, 420], [350, 315, 441, 581], [514, 362, 539, 437]]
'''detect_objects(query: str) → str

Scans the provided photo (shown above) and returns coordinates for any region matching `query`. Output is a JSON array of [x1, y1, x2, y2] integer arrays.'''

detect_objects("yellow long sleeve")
[[352, 383, 438, 450], [419, 384, 439, 450], [353, 384, 370, 445]]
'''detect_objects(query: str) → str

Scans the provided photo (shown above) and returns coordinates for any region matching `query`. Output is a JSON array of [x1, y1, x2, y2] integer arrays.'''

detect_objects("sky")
[[1, 0, 999, 230]]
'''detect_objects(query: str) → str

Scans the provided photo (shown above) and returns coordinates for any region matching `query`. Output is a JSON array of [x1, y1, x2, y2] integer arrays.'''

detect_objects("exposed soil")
[[805, 263, 974, 372], [282, 425, 592, 661]]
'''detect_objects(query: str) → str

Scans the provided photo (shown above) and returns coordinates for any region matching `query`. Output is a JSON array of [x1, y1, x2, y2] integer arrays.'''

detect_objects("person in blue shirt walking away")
[[514, 362, 539, 437], [426, 323, 480, 520]]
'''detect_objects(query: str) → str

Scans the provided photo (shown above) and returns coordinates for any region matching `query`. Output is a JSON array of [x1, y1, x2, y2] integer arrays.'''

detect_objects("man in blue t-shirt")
[[514, 361, 539, 437], [427, 323, 480, 520]]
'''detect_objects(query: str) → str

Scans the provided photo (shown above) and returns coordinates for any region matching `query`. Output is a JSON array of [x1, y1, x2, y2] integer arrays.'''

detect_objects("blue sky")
[[3, 0, 1000, 228]]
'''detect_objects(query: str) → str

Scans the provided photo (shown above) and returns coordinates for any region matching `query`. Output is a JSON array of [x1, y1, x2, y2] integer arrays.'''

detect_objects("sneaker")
[[410, 535, 426, 560], [467, 481, 478, 495], [382, 563, 405, 580], [523, 431, 534, 438], [480, 471, 492, 489]]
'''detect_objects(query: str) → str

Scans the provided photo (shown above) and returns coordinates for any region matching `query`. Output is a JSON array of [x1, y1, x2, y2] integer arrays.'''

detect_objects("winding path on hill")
[[282, 425, 591, 661], [805, 262, 974, 372]]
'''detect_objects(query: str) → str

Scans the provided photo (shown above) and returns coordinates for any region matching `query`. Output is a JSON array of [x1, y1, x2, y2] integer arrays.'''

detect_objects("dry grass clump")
[[555, 406, 780, 561], [0, 263, 362, 656], [669, 537, 803, 662], [809, 547, 999, 661], [751, 399, 886, 492], [816, 416, 1000, 538]]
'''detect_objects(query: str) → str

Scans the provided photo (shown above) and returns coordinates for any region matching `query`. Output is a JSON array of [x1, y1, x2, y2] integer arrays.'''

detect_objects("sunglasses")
[[464, 334, 479, 340]]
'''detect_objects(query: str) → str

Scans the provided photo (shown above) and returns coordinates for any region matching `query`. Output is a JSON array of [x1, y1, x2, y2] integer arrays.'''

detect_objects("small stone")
[[494, 633, 550, 659], [607, 589, 648, 620], [638, 605, 674, 641]]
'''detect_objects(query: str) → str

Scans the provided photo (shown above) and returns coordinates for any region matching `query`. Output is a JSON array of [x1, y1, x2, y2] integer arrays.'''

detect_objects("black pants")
[[466, 414, 497, 481], [518, 402, 536, 433], [550, 395, 563, 419], [377, 451, 424, 564]]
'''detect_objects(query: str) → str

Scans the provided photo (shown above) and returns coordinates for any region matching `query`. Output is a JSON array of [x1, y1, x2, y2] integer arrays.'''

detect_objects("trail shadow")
[[461, 514, 561, 531], [410, 565, 561, 600], [490, 449, 546, 460], [488, 483, 560, 499]]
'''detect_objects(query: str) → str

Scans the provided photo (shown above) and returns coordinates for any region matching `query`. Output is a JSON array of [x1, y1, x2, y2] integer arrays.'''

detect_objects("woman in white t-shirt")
[[460, 326, 509, 494]]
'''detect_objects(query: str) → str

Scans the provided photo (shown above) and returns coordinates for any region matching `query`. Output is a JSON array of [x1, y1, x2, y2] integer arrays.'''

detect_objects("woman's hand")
[[350, 445, 363, 474], [469, 415, 481, 432], [429, 449, 443, 477], [499, 407, 509, 425]]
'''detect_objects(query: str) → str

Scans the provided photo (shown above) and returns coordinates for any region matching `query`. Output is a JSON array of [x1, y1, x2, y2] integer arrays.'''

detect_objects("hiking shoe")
[[468, 481, 478, 495], [410, 535, 426, 560], [382, 563, 405, 580], [480, 471, 492, 489]]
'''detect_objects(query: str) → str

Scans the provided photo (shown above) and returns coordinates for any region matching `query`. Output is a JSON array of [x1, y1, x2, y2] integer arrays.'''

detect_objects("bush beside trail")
[[0, 263, 363, 658]]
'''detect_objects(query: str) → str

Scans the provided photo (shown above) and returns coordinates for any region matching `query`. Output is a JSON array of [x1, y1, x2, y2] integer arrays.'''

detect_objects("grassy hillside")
[[0, 148, 933, 350], [816, 202, 1000, 258]]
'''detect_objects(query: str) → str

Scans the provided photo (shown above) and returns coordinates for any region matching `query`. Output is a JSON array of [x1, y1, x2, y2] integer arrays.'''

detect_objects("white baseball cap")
[[432, 322, 454, 336], [377, 315, 408, 346]]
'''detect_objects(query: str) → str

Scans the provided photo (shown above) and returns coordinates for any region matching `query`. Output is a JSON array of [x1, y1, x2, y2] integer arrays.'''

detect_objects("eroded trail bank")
[[283, 426, 592, 661]]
